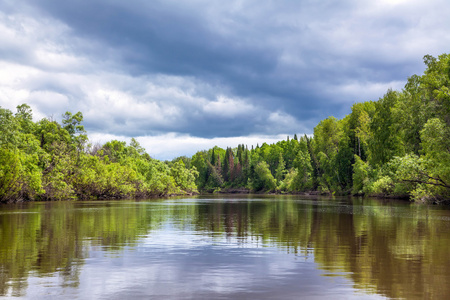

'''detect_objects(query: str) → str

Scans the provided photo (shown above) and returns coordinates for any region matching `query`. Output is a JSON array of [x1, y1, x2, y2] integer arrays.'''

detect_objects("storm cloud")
[[1, 0, 449, 159]]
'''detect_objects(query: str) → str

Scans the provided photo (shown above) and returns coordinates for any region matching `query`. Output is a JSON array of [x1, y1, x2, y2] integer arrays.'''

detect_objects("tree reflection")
[[1, 196, 450, 298]]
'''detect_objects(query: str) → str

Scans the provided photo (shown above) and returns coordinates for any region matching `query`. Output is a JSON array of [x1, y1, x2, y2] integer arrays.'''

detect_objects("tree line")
[[0, 107, 198, 203], [1, 53, 449, 203], [185, 53, 450, 203]]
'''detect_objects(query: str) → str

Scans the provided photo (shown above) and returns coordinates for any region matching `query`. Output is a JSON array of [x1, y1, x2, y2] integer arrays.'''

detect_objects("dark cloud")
[[29, 0, 277, 76], [1, 0, 450, 158]]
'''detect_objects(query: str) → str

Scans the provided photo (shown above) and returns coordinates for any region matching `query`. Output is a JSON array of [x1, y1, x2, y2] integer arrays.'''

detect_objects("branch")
[[401, 179, 450, 189], [419, 171, 450, 189]]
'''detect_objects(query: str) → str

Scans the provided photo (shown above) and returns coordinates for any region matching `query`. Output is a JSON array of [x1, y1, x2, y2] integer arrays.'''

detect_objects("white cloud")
[[323, 80, 406, 104], [88, 132, 298, 161], [29, 90, 70, 112], [0, 61, 39, 88], [203, 95, 257, 118]]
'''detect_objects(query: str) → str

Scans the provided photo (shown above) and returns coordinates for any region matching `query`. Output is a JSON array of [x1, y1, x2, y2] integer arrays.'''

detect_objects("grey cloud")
[[1, 0, 450, 151]]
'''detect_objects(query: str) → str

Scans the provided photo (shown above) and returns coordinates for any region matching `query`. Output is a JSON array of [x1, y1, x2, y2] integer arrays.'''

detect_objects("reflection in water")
[[1, 196, 450, 299]]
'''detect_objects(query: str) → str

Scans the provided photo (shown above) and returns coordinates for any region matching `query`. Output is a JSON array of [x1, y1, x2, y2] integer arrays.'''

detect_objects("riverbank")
[[200, 188, 450, 204]]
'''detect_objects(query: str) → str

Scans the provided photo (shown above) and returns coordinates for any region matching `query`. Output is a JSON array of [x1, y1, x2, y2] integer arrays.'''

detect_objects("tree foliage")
[[0, 106, 198, 203]]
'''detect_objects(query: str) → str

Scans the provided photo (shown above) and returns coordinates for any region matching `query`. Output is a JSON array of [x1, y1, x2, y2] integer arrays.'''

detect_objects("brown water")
[[1, 195, 450, 299]]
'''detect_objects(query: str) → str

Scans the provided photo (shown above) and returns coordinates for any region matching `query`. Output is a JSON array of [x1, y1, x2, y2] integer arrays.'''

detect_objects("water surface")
[[1, 195, 450, 299]]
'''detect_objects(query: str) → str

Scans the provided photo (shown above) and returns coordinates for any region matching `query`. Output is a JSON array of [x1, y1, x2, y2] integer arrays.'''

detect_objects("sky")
[[1, 0, 449, 160]]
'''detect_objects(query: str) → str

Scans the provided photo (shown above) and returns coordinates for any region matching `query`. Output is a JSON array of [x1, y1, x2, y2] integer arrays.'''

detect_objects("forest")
[[1, 53, 449, 203], [0, 107, 199, 202]]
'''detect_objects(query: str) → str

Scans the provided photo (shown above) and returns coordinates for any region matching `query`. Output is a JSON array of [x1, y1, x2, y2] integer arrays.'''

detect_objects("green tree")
[[62, 111, 87, 152], [313, 117, 345, 190], [191, 151, 209, 189], [369, 90, 405, 166], [249, 161, 277, 191], [352, 155, 370, 195], [15, 104, 35, 135], [275, 153, 287, 183], [0, 107, 20, 148], [170, 160, 198, 194], [418, 118, 450, 200]]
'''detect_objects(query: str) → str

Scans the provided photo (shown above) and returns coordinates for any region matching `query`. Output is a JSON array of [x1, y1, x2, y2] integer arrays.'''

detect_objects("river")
[[1, 195, 449, 299]]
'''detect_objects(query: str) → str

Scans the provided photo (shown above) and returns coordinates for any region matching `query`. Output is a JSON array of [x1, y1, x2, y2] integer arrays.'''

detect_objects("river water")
[[1, 195, 450, 299]]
